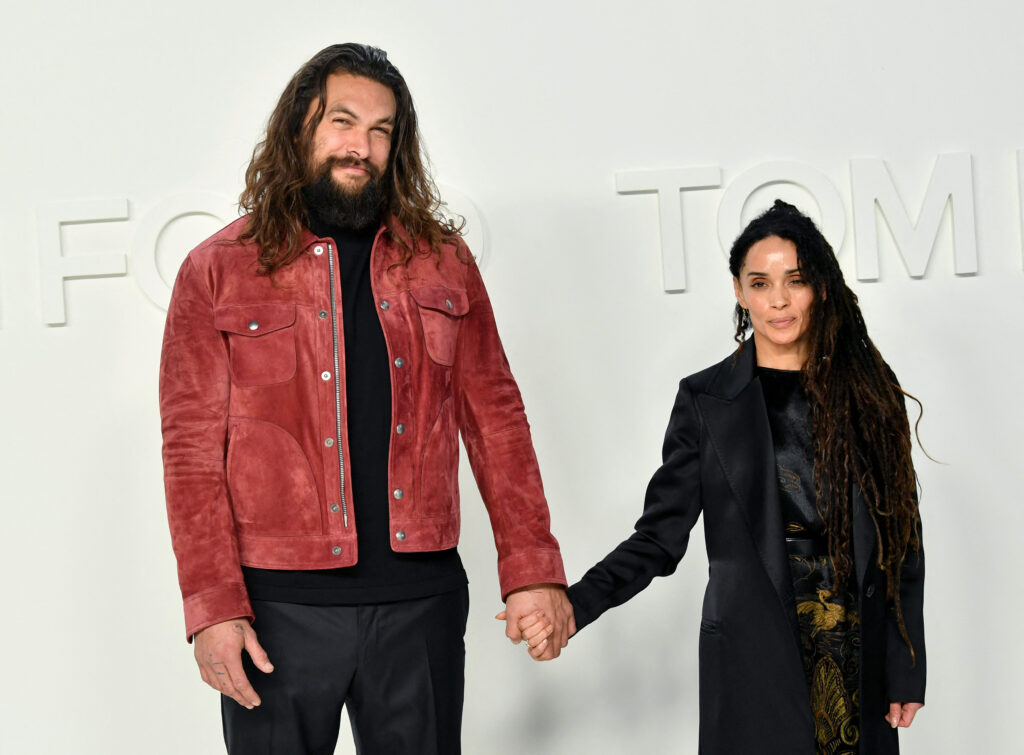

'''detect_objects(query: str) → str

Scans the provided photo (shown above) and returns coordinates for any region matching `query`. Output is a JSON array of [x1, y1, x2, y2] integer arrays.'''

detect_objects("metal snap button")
[[396, 531, 406, 541], [394, 357, 404, 368], [393, 489, 404, 500], [380, 301, 389, 310], [330, 504, 340, 513], [314, 246, 324, 256], [445, 298, 453, 310], [248, 321, 259, 331], [319, 310, 328, 319], [324, 437, 334, 447], [396, 424, 405, 434], [321, 371, 331, 381], [332, 545, 342, 555]]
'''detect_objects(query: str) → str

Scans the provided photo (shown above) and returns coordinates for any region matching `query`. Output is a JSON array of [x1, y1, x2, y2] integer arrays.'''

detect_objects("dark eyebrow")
[[326, 104, 357, 118], [745, 268, 802, 278], [324, 104, 393, 127]]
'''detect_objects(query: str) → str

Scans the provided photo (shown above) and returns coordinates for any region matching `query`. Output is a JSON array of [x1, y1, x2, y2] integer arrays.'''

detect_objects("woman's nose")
[[770, 288, 790, 307]]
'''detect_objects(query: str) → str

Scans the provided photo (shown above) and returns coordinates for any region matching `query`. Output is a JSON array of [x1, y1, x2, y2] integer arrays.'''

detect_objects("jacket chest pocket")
[[214, 304, 297, 386], [410, 286, 469, 366]]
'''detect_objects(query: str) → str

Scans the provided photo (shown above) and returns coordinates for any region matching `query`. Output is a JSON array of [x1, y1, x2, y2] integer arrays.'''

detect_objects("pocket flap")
[[409, 286, 469, 316], [214, 304, 296, 336]]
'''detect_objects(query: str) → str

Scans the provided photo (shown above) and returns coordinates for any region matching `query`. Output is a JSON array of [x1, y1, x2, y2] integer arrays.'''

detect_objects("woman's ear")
[[733, 277, 746, 309]]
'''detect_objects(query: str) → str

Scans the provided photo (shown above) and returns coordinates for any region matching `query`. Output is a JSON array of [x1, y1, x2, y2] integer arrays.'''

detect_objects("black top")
[[243, 215, 466, 605], [757, 367, 824, 545]]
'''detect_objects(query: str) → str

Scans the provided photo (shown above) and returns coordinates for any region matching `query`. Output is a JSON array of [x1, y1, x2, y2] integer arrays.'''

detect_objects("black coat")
[[568, 344, 925, 754]]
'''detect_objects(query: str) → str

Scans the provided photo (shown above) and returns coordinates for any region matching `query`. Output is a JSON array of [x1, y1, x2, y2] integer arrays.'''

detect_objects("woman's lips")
[[768, 317, 796, 329]]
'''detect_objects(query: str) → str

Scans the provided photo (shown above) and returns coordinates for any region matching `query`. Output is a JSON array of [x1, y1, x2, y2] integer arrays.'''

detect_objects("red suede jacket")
[[160, 217, 566, 639]]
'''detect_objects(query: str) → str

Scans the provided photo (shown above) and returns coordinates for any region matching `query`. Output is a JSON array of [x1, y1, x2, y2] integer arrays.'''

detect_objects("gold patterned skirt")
[[789, 551, 862, 755]]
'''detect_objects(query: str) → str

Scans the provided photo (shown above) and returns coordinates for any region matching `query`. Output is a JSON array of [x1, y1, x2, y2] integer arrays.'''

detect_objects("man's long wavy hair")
[[729, 199, 923, 658], [239, 43, 462, 274]]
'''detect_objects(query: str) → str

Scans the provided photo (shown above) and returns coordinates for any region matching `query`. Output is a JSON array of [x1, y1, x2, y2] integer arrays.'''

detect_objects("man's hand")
[[494, 584, 575, 661], [194, 618, 274, 709], [887, 701, 923, 728]]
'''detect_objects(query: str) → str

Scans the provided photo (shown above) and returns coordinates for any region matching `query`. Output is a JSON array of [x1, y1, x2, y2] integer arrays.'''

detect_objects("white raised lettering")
[[437, 184, 487, 270], [36, 199, 130, 325], [717, 161, 846, 257], [850, 153, 977, 280], [616, 167, 722, 292], [131, 193, 234, 311]]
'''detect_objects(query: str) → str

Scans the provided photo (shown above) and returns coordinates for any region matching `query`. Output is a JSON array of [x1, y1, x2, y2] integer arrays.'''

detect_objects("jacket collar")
[[706, 340, 758, 401], [704, 339, 875, 592], [697, 339, 800, 646]]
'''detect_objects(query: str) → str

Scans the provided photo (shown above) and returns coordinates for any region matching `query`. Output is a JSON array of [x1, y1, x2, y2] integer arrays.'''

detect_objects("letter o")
[[131, 193, 235, 311], [437, 183, 488, 270], [717, 162, 846, 256]]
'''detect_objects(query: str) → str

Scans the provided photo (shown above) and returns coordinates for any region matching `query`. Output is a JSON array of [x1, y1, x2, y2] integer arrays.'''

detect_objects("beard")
[[302, 156, 388, 231]]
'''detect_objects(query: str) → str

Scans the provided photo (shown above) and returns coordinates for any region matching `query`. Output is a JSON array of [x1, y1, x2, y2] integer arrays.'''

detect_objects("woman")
[[520, 200, 925, 754]]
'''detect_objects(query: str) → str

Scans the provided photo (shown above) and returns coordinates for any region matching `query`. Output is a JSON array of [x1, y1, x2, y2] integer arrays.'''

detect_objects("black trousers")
[[221, 588, 469, 755]]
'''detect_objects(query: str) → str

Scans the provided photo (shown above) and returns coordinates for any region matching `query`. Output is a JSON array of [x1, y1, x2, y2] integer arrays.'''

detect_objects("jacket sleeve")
[[885, 517, 926, 703], [882, 365, 926, 703], [567, 378, 704, 632], [451, 254, 566, 599], [160, 254, 253, 641]]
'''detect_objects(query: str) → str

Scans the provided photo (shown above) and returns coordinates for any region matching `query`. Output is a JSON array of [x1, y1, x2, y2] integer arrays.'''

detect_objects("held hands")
[[494, 583, 575, 661], [887, 702, 923, 728], [194, 618, 274, 709]]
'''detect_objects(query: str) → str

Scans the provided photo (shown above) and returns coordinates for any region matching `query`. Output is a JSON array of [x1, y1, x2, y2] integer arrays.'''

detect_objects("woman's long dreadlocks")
[[729, 200, 923, 659]]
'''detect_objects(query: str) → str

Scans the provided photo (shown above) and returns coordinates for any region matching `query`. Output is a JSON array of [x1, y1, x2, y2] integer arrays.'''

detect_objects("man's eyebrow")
[[323, 105, 393, 126], [326, 104, 357, 117]]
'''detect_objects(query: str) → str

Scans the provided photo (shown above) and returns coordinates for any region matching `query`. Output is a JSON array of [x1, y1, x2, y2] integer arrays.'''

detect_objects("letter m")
[[851, 153, 977, 279]]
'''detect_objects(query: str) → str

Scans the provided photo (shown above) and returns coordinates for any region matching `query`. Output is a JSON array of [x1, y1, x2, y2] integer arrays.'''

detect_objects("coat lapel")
[[851, 483, 875, 591], [697, 343, 800, 645]]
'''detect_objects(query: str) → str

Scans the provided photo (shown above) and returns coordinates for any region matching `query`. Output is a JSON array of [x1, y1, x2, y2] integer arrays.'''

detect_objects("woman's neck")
[[752, 335, 808, 371]]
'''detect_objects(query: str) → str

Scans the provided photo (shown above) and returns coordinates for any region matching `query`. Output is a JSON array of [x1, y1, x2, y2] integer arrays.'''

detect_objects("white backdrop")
[[2, 1, 1021, 753]]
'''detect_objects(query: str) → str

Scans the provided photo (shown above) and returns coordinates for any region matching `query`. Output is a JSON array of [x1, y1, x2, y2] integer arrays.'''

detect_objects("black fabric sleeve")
[[567, 378, 704, 632], [885, 518, 926, 703]]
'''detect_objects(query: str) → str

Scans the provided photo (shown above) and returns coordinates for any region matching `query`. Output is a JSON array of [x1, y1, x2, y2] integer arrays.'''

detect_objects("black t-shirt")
[[243, 216, 466, 604], [758, 367, 824, 543]]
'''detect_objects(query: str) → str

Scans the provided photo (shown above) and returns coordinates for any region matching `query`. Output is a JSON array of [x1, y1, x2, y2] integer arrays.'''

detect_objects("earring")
[[741, 308, 751, 330]]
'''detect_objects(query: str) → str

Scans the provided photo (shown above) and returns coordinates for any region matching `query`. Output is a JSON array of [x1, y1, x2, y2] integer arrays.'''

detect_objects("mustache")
[[318, 155, 382, 180]]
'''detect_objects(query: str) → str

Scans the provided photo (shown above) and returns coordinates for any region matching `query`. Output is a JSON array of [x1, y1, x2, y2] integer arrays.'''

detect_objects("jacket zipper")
[[327, 243, 349, 527]]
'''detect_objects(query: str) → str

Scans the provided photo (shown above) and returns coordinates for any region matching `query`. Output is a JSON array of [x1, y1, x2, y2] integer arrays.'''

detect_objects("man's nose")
[[344, 129, 370, 158]]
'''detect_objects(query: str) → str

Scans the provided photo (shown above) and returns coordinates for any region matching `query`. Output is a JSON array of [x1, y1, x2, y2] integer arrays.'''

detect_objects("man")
[[160, 43, 573, 754]]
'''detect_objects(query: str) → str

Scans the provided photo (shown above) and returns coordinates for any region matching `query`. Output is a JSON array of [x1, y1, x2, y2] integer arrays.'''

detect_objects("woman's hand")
[[518, 610, 556, 659], [494, 609, 556, 659], [887, 701, 923, 728]]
